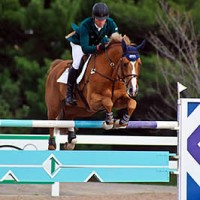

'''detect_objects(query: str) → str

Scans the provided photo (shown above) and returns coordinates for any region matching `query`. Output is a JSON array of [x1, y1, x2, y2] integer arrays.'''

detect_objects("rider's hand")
[[97, 43, 106, 51]]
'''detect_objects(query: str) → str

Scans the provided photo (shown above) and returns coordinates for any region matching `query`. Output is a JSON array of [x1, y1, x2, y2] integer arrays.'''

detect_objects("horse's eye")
[[124, 63, 129, 67]]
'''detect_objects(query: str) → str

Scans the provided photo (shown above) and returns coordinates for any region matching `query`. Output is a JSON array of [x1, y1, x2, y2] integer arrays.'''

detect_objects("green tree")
[[147, 0, 200, 119]]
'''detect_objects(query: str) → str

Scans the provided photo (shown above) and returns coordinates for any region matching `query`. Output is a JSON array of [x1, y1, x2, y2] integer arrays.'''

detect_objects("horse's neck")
[[79, 41, 123, 79], [96, 44, 122, 68], [80, 44, 123, 85], [105, 44, 122, 78]]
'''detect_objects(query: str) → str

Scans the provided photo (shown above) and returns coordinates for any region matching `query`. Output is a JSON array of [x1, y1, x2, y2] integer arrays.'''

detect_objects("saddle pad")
[[57, 68, 69, 84], [57, 55, 91, 84], [77, 55, 91, 84]]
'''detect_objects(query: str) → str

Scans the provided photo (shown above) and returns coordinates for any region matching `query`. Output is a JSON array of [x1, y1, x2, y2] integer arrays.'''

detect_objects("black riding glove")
[[97, 43, 106, 51]]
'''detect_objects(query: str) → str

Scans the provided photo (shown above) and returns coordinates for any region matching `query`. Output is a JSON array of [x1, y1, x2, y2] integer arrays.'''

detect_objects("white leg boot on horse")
[[63, 127, 77, 150], [103, 111, 114, 130], [114, 112, 130, 129], [114, 98, 137, 129]]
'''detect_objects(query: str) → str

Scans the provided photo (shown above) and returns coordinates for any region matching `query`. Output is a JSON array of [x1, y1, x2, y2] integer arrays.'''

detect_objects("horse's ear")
[[122, 39, 127, 53], [136, 40, 146, 50]]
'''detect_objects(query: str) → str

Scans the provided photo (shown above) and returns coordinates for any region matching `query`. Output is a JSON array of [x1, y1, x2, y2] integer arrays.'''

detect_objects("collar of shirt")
[[95, 23, 102, 32]]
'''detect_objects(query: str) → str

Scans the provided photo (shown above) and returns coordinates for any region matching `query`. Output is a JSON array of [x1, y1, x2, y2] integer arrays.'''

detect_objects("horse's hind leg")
[[63, 127, 77, 150], [48, 128, 56, 150], [47, 109, 60, 150], [59, 124, 77, 150]]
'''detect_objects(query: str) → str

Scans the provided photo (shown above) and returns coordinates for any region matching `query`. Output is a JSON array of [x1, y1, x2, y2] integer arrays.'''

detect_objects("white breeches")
[[70, 42, 84, 70]]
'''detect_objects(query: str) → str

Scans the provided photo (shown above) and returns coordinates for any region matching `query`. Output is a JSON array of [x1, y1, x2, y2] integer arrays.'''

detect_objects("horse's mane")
[[108, 33, 133, 46]]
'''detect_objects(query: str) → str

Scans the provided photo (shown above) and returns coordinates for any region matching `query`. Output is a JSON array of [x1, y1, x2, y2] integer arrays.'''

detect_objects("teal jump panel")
[[0, 151, 170, 183]]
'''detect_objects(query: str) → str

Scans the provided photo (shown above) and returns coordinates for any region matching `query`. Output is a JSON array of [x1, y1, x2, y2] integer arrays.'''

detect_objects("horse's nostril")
[[129, 88, 133, 94]]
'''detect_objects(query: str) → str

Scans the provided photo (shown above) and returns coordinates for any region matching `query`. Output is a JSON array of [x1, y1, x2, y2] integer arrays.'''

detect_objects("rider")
[[65, 2, 119, 105]]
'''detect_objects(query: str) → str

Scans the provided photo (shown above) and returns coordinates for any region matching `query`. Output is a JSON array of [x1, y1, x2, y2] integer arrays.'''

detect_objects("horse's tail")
[[47, 59, 63, 74]]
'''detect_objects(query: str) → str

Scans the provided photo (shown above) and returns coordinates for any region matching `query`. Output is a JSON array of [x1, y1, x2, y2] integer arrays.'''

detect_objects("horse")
[[45, 33, 144, 150]]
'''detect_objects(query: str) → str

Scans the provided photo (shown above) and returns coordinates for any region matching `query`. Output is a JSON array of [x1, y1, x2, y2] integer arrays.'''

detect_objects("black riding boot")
[[66, 67, 78, 105]]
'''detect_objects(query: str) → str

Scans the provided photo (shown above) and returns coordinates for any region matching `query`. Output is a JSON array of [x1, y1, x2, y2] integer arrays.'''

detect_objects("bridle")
[[88, 46, 140, 99], [91, 47, 140, 87]]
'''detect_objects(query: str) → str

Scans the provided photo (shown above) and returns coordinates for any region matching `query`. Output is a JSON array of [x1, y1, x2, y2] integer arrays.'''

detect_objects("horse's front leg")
[[102, 110, 115, 130], [90, 94, 114, 130], [121, 98, 137, 125], [115, 97, 137, 128]]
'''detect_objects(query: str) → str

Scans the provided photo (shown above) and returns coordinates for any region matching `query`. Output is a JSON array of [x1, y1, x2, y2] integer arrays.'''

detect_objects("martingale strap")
[[75, 87, 90, 111]]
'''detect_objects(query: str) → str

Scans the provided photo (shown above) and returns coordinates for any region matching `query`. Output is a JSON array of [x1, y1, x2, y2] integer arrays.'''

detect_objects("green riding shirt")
[[66, 17, 119, 54]]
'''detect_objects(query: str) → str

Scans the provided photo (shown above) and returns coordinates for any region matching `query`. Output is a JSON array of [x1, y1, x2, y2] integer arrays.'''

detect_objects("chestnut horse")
[[45, 33, 144, 150]]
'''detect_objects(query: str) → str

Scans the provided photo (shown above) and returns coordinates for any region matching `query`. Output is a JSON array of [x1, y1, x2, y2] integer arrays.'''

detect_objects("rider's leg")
[[66, 42, 84, 105], [66, 67, 78, 105]]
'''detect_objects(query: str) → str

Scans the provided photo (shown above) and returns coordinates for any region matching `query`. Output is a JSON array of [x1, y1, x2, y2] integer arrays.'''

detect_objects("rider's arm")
[[79, 25, 97, 54]]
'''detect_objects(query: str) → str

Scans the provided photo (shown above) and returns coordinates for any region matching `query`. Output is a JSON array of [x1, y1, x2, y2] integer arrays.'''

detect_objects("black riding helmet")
[[92, 2, 109, 20]]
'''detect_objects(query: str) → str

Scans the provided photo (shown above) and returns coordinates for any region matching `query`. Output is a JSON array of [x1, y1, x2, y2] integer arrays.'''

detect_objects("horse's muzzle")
[[128, 87, 139, 98]]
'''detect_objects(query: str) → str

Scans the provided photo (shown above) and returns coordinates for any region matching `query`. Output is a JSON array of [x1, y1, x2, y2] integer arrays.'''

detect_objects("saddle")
[[77, 54, 90, 77]]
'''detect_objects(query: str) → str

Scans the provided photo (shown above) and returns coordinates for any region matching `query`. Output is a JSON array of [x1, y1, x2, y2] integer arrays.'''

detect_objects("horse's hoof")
[[71, 138, 77, 144], [48, 145, 56, 150], [48, 137, 56, 150], [64, 137, 77, 150], [114, 119, 127, 129], [103, 121, 114, 130], [64, 142, 76, 150]]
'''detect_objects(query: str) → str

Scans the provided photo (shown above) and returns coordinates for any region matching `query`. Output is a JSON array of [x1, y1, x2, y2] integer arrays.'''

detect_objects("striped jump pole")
[[0, 119, 178, 130]]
